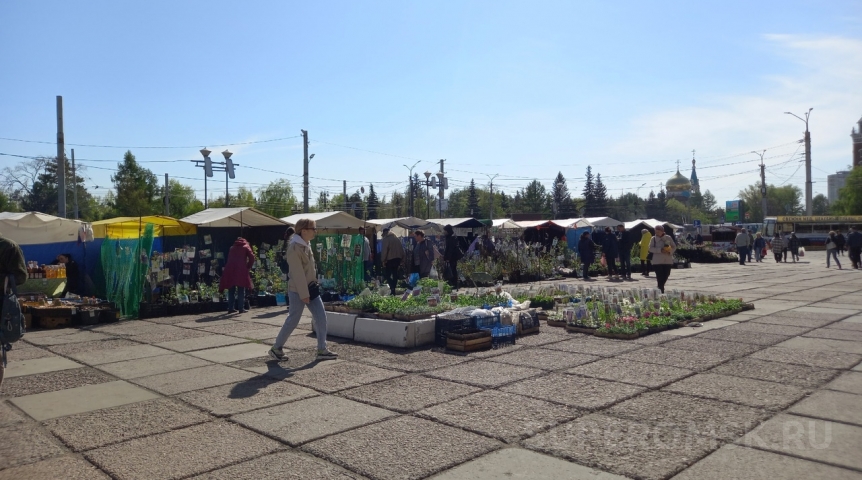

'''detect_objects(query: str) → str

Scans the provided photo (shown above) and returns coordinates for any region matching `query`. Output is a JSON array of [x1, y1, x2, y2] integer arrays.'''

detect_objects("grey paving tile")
[[0, 455, 110, 480], [0, 423, 66, 469], [5, 356, 83, 378], [487, 347, 600, 371], [66, 344, 173, 366], [178, 376, 318, 416], [660, 320, 738, 337], [95, 353, 211, 379], [233, 395, 396, 446], [11, 380, 161, 421], [154, 334, 246, 352], [804, 327, 862, 342], [660, 337, 764, 358], [303, 416, 499, 480], [604, 391, 771, 441], [430, 448, 629, 480], [775, 336, 862, 355], [85, 421, 283, 480], [751, 345, 862, 369], [752, 313, 845, 328], [694, 328, 792, 346], [187, 342, 270, 363], [44, 398, 210, 451], [424, 360, 543, 388], [788, 389, 862, 427], [47, 338, 140, 356], [510, 330, 570, 347], [88, 321, 165, 337], [285, 360, 403, 393], [722, 321, 814, 336], [567, 358, 694, 388], [524, 413, 717, 480], [174, 319, 238, 329], [353, 348, 470, 373], [127, 325, 214, 344], [825, 371, 862, 395], [25, 330, 112, 346], [131, 364, 256, 395], [419, 390, 581, 442], [710, 358, 841, 389], [543, 336, 642, 356], [826, 320, 862, 331], [5, 346, 57, 361], [617, 345, 732, 371], [739, 413, 862, 472], [1, 367, 115, 397], [630, 332, 677, 345], [672, 444, 862, 480], [663, 373, 808, 410], [189, 450, 368, 479], [339, 374, 480, 413], [501, 373, 645, 410], [0, 401, 25, 427]]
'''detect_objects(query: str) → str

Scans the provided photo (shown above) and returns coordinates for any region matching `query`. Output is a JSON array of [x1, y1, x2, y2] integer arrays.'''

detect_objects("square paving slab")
[[524, 413, 717, 480], [154, 334, 246, 352], [47, 338, 140, 356], [0, 423, 66, 469], [95, 353, 211, 379], [0, 455, 110, 480], [339, 374, 480, 413], [567, 357, 694, 388], [662, 373, 808, 410], [5, 356, 83, 378], [604, 391, 771, 441], [233, 395, 396, 446], [303, 416, 499, 480], [510, 330, 570, 347], [722, 321, 814, 336], [424, 360, 543, 388], [739, 413, 862, 472], [188, 342, 270, 363], [754, 312, 847, 328], [1, 367, 115, 397], [826, 321, 862, 332], [775, 336, 862, 355], [189, 450, 367, 479], [0, 402, 25, 428], [501, 373, 645, 410], [420, 390, 581, 442], [487, 347, 600, 371], [285, 360, 403, 393], [430, 447, 629, 480], [672, 444, 862, 480], [178, 376, 318, 416], [356, 348, 472, 372], [25, 330, 112, 346], [5, 346, 57, 361], [788, 389, 862, 427], [543, 336, 642, 356], [11, 380, 160, 421], [131, 364, 256, 395], [751, 345, 862, 369], [223, 326, 284, 339], [44, 398, 210, 451], [693, 328, 792, 346], [825, 371, 862, 395], [66, 344, 172, 366], [804, 327, 862, 342], [617, 345, 732, 371], [709, 357, 840, 389], [174, 319, 237, 329], [660, 319, 738, 337], [661, 336, 764, 357], [128, 326, 212, 344], [85, 421, 284, 480]]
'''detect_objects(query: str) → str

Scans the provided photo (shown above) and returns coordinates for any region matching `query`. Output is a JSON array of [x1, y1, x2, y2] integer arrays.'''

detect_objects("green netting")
[[101, 223, 155, 318], [310, 234, 364, 292]]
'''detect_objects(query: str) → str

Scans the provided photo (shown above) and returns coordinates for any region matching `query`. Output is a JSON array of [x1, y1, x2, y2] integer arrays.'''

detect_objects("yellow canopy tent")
[[92, 215, 197, 239]]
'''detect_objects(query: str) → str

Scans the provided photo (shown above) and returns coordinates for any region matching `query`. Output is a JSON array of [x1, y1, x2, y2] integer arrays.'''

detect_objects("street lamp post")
[[784, 108, 813, 215], [200, 148, 211, 208], [436, 171, 444, 218], [751, 150, 767, 221], [485, 173, 499, 221], [424, 171, 432, 219], [403, 161, 420, 217], [635, 182, 647, 198]]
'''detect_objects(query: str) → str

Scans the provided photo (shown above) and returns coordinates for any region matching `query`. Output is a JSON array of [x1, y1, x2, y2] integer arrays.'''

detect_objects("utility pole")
[[784, 108, 813, 215], [302, 129, 309, 213], [752, 150, 767, 221], [71, 149, 79, 219], [343, 180, 347, 213], [403, 161, 420, 217], [56, 96, 66, 218], [438, 159, 445, 218], [164, 173, 170, 215], [486, 174, 499, 221]]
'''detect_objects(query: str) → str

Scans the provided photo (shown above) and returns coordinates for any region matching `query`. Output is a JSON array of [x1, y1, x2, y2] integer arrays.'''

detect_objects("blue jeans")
[[272, 290, 328, 351], [227, 286, 245, 311], [827, 249, 841, 268]]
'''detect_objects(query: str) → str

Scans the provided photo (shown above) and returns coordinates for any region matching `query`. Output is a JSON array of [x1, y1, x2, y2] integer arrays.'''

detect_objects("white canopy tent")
[[367, 216, 442, 237], [182, 207, 287, 227], [585, 217, 623, 228], [0, 212, 91, 245], [515, 220, 551, 229], [279, 211, 366, 230], [491, 218, 522, 229], [623, 218, 683, 232], [550, 218, 593, 229]]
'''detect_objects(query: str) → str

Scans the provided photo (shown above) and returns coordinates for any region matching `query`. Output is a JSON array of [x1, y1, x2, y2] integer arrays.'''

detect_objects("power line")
[[0, 135, 302, 149]]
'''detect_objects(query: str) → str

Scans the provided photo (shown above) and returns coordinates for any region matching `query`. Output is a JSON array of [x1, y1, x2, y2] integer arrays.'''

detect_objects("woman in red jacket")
[[219, 237, 255, 313]]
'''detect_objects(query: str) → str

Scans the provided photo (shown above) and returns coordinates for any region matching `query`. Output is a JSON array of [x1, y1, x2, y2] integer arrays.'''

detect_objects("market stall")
[[367, 216, 441, 238]]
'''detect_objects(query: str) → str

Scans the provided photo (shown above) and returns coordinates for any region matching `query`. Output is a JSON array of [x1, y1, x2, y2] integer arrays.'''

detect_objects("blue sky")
[[2, 1, 860, 210]]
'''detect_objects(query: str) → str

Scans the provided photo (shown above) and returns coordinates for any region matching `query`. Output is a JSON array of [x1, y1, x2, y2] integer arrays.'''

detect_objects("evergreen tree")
[[467, 179, 480, 217], [582, 166, 596, 216], [551, 172, 571, 219], [348, 190, 365, 218], [366, 184, 379, 220], [390, 191, 406, 217], [511, 190, 523, 214], [655, 188, 668, 219], [521, 180, 550, 215], [594, 173, 609, 217], [498, 191, 510, 217], [645, 190, 658, 218], [111, 151, 159, 216], [701, 190, 718, 213]]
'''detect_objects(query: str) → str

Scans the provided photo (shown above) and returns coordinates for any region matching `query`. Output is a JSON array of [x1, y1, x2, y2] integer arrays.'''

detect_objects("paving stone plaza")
[[2, 249, 861, 480]]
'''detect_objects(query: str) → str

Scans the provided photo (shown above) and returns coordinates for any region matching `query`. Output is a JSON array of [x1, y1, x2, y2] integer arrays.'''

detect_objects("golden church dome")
[[665, 170, 692, 193]]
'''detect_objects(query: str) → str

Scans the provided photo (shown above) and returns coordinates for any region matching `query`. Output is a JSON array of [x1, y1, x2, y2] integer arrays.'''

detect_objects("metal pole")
[[438, 159, 445, 218], [343, 180, 347, 213], [56, 96, 66, 218], [804, 127, 812, 215], [71, 149, 79, 219], [403, 161, 419, 217], [164, 173, 170, 215], [225, 168, 229, 208], [302, 129, 309, 213], [426, 181, 430, 219], [753, 150, 767, 221], [204, 175, 208, 209], [485, 174, 499, 221]]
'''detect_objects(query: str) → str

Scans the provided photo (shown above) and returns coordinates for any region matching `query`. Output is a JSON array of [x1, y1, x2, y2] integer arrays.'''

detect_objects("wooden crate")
[[38, 316, 72, 329], [446, 329, 491, 352]]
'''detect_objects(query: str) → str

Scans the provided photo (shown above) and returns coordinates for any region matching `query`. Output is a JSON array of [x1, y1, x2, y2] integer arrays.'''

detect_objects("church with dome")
[[663, 153, 700, 204]]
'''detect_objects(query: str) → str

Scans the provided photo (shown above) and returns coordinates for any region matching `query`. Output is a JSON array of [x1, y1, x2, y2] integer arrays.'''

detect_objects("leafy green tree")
[[701, 190, 718, 213], [738, 183, 803, 220], [520, 180, 550, 215], [467, 179, 480, 217], [111, 151, 159, 216], [832, 167, 862, 215], [348, 190, 365, 218], [389, 191, 406, 217], [812, 194, 830, 215], [366, 184, 379, 220], [255, 179, 297, 218], [9, 156, 93, 219], [165, 179, 205, 218], [610, 193, 643, 221], [0, 191, 18, 212], [232, 186, 256, 208]]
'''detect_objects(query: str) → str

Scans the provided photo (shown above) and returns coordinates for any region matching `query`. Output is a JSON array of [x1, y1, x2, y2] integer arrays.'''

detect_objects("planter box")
[[353, 316, 436, 348], [312, 311, 356, 339], [566, 325, 597, 334], [376, 313, 394, 320], [546, 320, 567, 328], [594, 331, 639, 340]]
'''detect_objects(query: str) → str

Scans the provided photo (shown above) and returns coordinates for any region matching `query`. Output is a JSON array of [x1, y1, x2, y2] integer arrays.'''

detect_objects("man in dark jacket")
[[411, 231, 433, 279], [442, 225, 461, 289], [847, 226, 862, 269], [577, 231, 597, 281], [616, 224, 633, 280], [834, 230, 846, 256], [0, 234, 27, 287], [601, 227, 620, 280]]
